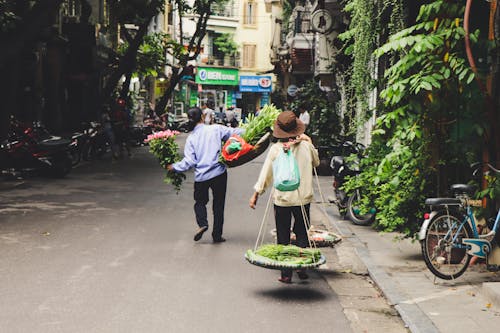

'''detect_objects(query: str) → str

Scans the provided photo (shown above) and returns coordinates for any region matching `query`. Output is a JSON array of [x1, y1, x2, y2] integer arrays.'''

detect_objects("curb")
[[319, 204, 440, 333], [0, 180, 25, 191]]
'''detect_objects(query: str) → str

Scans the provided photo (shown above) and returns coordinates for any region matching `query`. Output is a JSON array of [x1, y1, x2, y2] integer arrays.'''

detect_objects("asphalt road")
[[0, 134, 352, 333]]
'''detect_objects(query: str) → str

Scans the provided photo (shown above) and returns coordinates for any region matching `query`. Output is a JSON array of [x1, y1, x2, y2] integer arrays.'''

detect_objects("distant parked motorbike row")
[[0, 117, 73, 179]]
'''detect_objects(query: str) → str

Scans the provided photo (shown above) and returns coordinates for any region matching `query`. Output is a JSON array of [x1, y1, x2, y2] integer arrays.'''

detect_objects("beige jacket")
[[253, 141, 320, 207]]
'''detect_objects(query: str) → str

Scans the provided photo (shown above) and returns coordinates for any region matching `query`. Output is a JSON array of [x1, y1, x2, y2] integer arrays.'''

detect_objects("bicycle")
[[418, 163, 500, 280]]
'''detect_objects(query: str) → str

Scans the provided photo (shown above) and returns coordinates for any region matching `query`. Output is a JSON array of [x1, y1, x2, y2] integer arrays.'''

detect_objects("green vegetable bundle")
[[254, 244, 321, 265], [241, 104, 281, 145]]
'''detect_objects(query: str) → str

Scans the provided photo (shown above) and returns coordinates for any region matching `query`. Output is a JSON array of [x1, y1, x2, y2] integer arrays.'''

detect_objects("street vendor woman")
[[249, 111, 320, 283], [167, 107, 243, 243]]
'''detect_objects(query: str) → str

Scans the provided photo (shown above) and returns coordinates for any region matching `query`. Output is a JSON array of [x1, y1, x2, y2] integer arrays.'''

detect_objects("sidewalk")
[[312, 202, 500, 333]]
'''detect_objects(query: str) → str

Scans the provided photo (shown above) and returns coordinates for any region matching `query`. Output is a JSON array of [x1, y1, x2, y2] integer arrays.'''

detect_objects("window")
[[242, 44, 256, 68], [243, 1, 256, 25]]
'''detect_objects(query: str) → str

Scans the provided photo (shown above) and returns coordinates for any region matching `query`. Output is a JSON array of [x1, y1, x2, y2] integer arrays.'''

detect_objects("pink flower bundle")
[[144, 129, 180, 143], [145, 130, 185, 193]]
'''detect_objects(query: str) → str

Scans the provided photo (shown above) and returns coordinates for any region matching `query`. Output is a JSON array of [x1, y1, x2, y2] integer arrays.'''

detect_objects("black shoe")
[[212, 237, 226, 243], [297, 270, 309, 280], [194, 226, 208, 241]]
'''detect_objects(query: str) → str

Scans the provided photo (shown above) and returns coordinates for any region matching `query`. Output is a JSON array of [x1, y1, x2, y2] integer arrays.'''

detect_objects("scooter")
[[167, 114, 189, 132], [81, 122, 108, 161], [328, 141, 376, 225], [0, 118, 72, 178]]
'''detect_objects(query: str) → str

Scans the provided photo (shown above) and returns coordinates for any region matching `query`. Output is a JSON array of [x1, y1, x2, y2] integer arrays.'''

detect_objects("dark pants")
[[194, 171, 227, 240], [274, 204, 310, 278]]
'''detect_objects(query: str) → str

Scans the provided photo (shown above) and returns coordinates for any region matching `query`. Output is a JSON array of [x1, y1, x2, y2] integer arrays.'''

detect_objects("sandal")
[[278, 276, 292, 284]]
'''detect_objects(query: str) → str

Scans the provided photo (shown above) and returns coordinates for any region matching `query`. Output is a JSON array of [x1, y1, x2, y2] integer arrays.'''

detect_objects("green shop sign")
[[195, 67, 239, 86]]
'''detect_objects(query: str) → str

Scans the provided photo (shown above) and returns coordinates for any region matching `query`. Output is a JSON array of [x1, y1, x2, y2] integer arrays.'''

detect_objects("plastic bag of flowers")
[[221, 104, 281, 167]]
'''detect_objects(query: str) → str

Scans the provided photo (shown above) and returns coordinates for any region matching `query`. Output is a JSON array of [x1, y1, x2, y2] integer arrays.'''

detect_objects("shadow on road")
[[255, 286, 330, 302]]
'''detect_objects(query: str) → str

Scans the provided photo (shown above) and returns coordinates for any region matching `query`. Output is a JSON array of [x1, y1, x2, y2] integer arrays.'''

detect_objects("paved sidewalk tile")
[[311, 201, 500, 333]]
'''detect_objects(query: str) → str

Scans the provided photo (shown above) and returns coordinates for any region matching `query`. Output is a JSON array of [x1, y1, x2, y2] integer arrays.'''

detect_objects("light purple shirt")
[[172, 124, 243, 182]]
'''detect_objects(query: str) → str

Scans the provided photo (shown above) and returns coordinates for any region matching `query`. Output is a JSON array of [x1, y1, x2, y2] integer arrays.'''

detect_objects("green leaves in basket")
[[254, 244, 321, 264], [241, 104, 281, 145]]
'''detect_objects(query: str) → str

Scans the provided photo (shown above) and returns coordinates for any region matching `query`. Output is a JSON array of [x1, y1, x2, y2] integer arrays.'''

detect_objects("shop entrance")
[[238, 93, 258, 118], [199, 90, 227, 112]]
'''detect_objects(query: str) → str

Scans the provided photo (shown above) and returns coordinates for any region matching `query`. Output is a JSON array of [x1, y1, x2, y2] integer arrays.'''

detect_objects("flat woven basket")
[[244, 250, 326, 270], [270, 228, 342, 248], [225, 132, 272, 168]]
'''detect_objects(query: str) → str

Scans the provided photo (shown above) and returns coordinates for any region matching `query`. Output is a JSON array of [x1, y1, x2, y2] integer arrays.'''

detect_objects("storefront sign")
[[239, 76, 272, 92], [196, 67, 239, 86], [260, 92, 270, 106], [287, 84, 298, 97]]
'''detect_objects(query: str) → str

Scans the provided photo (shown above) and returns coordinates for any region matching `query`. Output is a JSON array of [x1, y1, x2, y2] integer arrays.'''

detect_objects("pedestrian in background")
[[112, 99, 132, 158], [201, 103, 214, 125], [298, 106, 310, 129], [167, 107, 244, 243], [249, 111, 319, 284], [255, 105, 261, 117], [101, 108, 118, 160], [225, 107, 238, 128]]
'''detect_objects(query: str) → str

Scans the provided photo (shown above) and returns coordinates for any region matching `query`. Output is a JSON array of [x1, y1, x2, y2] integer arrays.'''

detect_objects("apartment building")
[[172, 0, 277, 119]]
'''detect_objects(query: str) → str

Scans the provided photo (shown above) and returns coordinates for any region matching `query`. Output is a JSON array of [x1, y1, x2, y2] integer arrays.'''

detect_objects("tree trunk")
[[153, 4, 212, 115], [100, 18, 152, 105], [154, 67, 184, 114], [100, 0, 164, 105]]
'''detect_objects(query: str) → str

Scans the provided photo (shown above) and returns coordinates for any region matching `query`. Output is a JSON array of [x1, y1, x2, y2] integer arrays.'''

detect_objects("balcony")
[[290, 33, 314, 74]]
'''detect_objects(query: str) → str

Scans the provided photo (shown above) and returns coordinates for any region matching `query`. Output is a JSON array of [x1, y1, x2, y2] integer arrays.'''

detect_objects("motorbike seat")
[[330, 156, 344, 168], [424, 198, 462, 206], [450, 184, 477, 196], [39, 138, 71, 150]]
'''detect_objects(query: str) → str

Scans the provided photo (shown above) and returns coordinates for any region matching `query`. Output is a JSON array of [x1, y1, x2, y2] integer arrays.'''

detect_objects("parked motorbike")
[[67, 130, 89, 166], [328, 141, 376, 225], [129, 125, 151, 146], [167, 114, 189, 132], [81, 121, 108, 161], [32, 121, 85, 167], [0, 117, 72, 178]]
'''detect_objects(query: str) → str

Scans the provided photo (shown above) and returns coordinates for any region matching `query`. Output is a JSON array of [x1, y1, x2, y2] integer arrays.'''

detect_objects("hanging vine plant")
[[343, 0, 485, 236], [337, 0, 405, 133]]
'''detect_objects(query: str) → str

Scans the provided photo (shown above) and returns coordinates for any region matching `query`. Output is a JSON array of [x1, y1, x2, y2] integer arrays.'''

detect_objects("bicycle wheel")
[[346, 189, 376, 226], [421, 210, 472, 280]]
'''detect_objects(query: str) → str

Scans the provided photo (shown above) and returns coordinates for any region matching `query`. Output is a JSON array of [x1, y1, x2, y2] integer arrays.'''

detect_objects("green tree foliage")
[[0, 0, 21, 33], [343, 0, 485, 236], [213, 33, 238, 57], [103, 0, 165, 101], [290, 80, 341, 147], [119, 32, 171, 77], [154, 0, 230, 114]]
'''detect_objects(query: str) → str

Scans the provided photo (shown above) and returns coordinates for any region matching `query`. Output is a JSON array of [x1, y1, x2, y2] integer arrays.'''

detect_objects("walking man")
[[167, 107, 243, 243], [298, 106, 310, 128]]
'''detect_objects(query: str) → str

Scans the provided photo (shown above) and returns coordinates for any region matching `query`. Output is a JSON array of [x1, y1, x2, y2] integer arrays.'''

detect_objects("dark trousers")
[[194, 171, 227, 239], [274, 204, 310, 278]]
